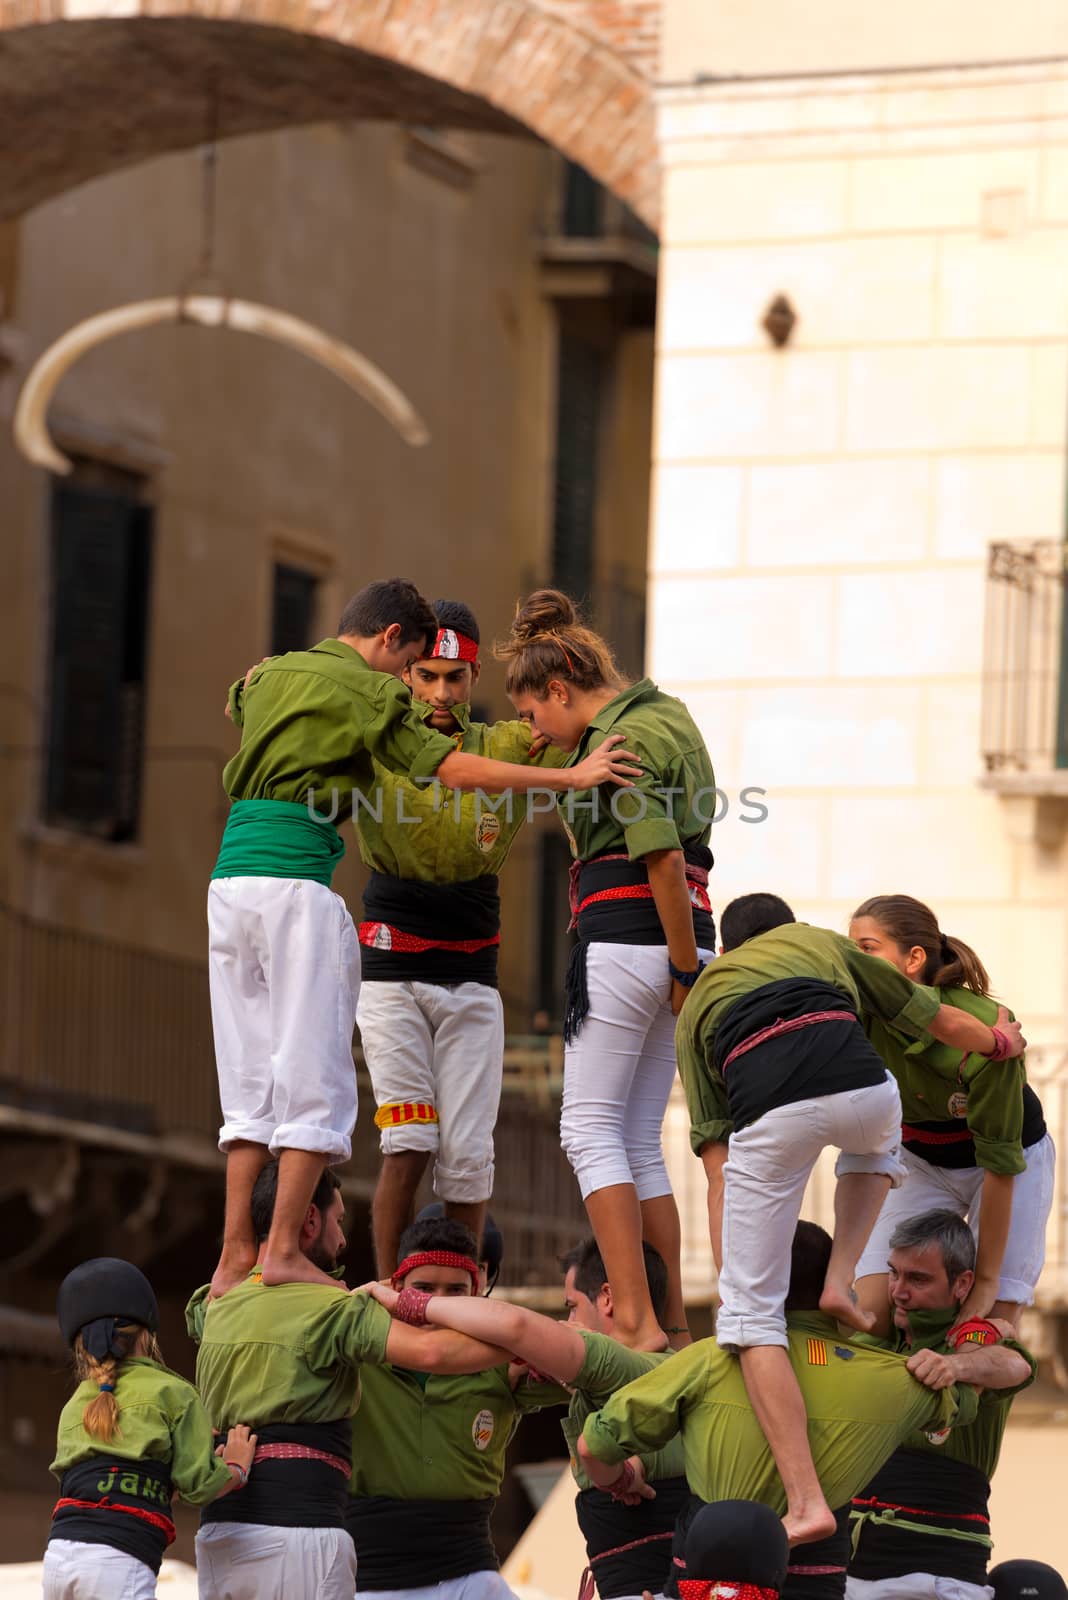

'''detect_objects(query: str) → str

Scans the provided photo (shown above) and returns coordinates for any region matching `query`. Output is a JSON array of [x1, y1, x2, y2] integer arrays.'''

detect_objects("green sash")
[[211, 800, 344, 887]]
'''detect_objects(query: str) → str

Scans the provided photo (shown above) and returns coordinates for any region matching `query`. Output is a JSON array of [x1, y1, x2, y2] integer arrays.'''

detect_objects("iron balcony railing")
[[982, 539, 1068, 772], [0, 901, 586, 1285]]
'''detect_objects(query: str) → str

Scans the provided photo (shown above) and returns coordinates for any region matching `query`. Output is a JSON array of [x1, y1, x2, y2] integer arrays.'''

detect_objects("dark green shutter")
[[271, 564, 318, 655], [551, 332, 603, 601]]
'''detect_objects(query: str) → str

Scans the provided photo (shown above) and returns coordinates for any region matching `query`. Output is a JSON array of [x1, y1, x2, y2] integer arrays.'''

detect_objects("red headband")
[[392, 1251, 480, 1290], [679, 1584, 779, 1600], [429, 628, 479, 664]]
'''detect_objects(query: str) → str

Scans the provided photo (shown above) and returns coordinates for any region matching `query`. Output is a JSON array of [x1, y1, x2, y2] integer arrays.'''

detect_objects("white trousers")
[[847, 1573, 992, 1600], [43, 1540, 157, 1599], [195, 1522, 357, 1600], [561, 943, 715, 1202], [208, 877, 360, 1161], [359, 1574, 518, 1600], [717, 1075, 905, 1350], [855, 1132, 1056, 1305], [357, 980, 504, 1203]]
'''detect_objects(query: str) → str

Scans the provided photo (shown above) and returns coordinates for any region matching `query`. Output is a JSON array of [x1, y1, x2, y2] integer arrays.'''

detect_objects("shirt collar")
[[785, 1310, 841, 1337], [312, 637, 370, 669], [414, 698, 471, 734], [585, 678, 657, 734]]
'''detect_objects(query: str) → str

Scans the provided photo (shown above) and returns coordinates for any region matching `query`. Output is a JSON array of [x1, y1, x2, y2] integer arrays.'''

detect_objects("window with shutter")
[[271, 563, 318, 656], [551, 331, 604, 603], [561, 161, 604, 239], [43, 470, 153, 842]]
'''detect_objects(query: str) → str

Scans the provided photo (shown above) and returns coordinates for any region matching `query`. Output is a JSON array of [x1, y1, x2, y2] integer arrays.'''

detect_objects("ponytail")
[[73, 1323, 162, 1442], [494, 589, 624, 699], [852, 895, 991, 997]]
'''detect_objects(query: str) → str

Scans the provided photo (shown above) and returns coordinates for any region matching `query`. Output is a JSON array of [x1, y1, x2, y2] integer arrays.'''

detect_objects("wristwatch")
[[669, 959, 706, 988]]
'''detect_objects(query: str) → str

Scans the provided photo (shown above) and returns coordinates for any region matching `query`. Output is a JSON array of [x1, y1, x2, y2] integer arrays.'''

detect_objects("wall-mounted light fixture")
[[762, 294, 797, 348]]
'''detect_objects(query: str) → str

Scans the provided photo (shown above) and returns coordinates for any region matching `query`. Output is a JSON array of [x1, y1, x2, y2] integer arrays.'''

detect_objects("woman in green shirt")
[[45, 1258, 255, 1599], [850, 894, 1055, 1334], [497, 589, 717, 1351]]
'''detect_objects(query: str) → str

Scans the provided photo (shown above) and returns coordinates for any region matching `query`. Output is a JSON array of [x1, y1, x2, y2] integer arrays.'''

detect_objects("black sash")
[[576, 1477, 690, 1598], [345, 1495, 497, 1589], [564, 844, 715, 1043], [361, 872, 501, 986], [903, 1083, 1047, 1170], [713, 978, 887, 1132], [849, 1448, 991, 1586], [201, 1420, 351, 1530], [50, 1455, 174, 1576]]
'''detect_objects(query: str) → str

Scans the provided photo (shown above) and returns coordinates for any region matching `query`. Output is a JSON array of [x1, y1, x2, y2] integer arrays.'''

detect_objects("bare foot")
[[260, 1251, 339, 1289], [820, 1281, 876, 1334], [209, 1246, 258, 1301], [782, 1504, 839, 1548]]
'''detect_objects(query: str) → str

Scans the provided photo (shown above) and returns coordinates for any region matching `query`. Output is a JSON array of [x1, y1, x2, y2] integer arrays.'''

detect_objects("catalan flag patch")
[[807, 1338, 828, 1366], [374, 1101, 438, 1129]]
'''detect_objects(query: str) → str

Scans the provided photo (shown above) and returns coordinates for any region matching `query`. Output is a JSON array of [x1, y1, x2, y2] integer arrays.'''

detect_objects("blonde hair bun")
[[511, 588, 577, 642]]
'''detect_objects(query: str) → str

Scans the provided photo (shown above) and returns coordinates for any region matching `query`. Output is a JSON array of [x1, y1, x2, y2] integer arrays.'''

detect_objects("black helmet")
[[57, 1258, 159, 1360], [990, 1564, 1068, 1600], [414, 1204, 503, 1292]]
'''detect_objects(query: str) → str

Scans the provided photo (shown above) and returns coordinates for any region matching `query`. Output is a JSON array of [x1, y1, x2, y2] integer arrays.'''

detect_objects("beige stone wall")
[[651, 54, 1068, 1296], [0, 121, 653, 1030], [663, 0, 1068, 81]]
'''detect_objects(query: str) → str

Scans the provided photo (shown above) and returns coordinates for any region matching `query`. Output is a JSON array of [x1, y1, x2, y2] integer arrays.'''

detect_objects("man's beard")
[[306, 1239, 341, 1273]]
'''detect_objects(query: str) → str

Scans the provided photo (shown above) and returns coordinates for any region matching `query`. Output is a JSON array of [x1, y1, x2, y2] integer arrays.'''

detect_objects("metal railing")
[[0, 901, 586, 1283], [982, 540, 1068, 772]]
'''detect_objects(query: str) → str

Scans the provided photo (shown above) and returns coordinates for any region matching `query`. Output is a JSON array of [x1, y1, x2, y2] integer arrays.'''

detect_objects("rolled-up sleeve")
[[363, 683, 457, 783], [845, 947, 940, 1037]]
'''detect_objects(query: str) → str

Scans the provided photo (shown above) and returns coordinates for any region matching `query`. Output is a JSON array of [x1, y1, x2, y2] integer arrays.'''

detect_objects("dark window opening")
[[551, 331, 604, 604], [271, 564, 318, 655], [536, 831, 575, 1030], [561, 162, 604, 238], [44, 466, 153, 843]]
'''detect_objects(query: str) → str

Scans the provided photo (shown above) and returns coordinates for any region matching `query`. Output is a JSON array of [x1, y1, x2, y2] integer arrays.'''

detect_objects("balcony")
[[0, 901, 584, 1288], [980, 540, 1068, 838]]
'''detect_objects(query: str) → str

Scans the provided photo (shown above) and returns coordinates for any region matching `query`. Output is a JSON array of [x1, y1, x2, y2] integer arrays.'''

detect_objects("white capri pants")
[[847, 1573, 992, 1600], [196, 1522, 357, 1600], [357, 979, 504, 1204], [717, 1075, 905, 1350], [359, 1574, 517, 1600], [208, 877, 360, 1162], [43, 1540, 157, 1599], [855, 1132, 1056, 1305], [561, 942, 715, 1203]]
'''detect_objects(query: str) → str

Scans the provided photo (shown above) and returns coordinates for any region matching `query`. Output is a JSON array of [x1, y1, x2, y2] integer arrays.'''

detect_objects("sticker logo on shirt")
[[924, 1425, 951, 1447], [833, 1346, 854, 1361], [806, 1339, 828, 1367], [472, 1409, 495, 1451], [947, 1092, 969, 1118], [476, 814, 501, 854]]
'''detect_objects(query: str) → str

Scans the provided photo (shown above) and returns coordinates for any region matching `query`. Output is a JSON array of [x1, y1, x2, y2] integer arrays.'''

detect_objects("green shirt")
[[224, 639, 456, 817], [872, 1308, 1036, 1479], [357, 700, 567, 882], [186, 1276, 393, 1429], [350, 1362, 565, 1500], [867, 987, 1030, 1177], [676, 923, 942, 1148], [562, 1330, 685, 1489], [582, 1312, 973, 1513], [50, 1356, 231, 1505], [560, 679, 715, 862]]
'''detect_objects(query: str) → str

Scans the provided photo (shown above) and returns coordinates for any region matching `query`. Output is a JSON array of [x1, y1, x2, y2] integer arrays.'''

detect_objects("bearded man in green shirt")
[[674, 893, 1027, 1550], [188, 1161, 511, 1600], [210, 579, 640, 1302]]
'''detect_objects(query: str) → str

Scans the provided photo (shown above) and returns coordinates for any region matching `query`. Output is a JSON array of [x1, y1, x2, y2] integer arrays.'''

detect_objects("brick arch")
[[0, 2, 659, 225]]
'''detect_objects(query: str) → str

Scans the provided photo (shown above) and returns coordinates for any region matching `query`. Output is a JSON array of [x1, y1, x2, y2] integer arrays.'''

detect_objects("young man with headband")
[[355, 599, 566, 1275], [346, 1215, 565, 1600], [211, 580, 640, 1300], [363, 1233, 690, 1600]]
